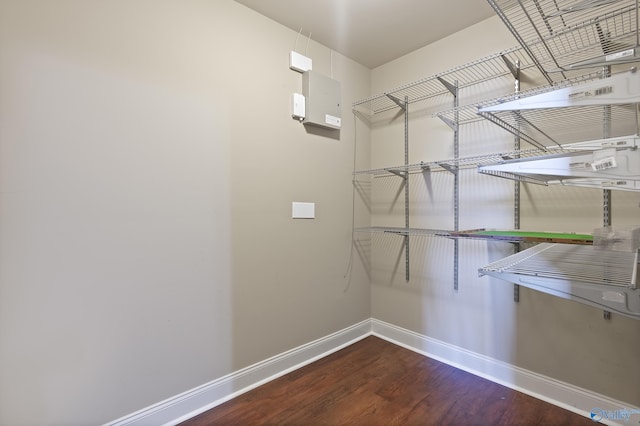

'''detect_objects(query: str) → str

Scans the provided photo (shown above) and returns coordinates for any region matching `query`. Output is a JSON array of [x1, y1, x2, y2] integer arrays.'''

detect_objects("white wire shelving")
[[431, 68, 640, 193], [352, 46, 537, 116], [354, 227, 452, 237], [475, 1, 640, 318], [486, 0, 640, 83], [352, 46, 540, 283], [354, 146, 580, 179], [355, 134, 639, 186], [435, 69, 640, 150], [478, 69, 640, 148], [351, 0, 640, 317], [479, 242, 640, 319], [478, 134, 640, 190]]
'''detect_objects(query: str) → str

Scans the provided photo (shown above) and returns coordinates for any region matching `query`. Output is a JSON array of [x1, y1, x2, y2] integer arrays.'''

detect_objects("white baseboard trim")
[[107, 318, 638, 426], [106, 319, 371, 426], [371, 318, 638, 426]]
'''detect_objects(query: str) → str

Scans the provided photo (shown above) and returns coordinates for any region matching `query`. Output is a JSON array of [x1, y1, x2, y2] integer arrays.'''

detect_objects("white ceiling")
[[234, 0, 497, 68]]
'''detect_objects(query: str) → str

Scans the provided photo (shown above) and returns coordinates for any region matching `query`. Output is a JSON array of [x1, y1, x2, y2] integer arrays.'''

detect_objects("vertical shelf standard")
[[436, 77, 460, 291], [381, 93, 410, 282]]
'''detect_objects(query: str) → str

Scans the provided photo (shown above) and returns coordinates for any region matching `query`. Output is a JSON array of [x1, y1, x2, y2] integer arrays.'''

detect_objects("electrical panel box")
[[302, 71, 341, 130]]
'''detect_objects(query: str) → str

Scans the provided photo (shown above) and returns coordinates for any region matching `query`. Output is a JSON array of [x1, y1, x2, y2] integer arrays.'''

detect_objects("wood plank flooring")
[[181, 336, 594, 425]]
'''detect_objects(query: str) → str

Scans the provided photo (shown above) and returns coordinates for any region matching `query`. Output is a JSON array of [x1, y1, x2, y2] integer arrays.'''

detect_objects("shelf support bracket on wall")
[[386, 169, 408, 179], [438, 115, 458, 131], [501, 55, 520, 80], [386, 93, 407, 110], [437, 162, 458, 174], [437, 77, 457, 96]]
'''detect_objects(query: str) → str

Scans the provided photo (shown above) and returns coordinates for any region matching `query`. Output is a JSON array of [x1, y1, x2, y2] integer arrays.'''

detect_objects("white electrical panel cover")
[[302, 71, 341, 130]]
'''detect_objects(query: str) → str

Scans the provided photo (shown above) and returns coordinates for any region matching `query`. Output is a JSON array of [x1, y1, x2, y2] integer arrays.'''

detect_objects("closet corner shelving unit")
[[353, 0, 640, 319], [352, 46, 538, 285]]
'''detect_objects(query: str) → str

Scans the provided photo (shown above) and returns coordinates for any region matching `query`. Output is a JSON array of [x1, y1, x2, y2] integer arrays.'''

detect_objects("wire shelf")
[[353, 139, 615, 177], [434, 102, 486, 125], [353, 153, 514, 177], [476, 134, 640, 189], [475, 70, 640, 148], [433, 70, 632, 145], [355, 226, 452, 237], [479, 242, 640, 319], [480, 243, 637, 287], [352, 46, 537, 115], [480, 103, 638, 149], [487, 0, 640, 82]]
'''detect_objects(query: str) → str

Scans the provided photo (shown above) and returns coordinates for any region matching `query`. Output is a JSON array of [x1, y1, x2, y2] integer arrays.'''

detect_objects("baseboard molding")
[[106, 319, 371, 426], [371, 318, 638, 426], [107, 318, 638, 426]]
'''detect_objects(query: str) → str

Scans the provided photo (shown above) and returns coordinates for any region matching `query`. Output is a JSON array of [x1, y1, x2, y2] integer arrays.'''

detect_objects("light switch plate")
[[292, 202, 315, 219]]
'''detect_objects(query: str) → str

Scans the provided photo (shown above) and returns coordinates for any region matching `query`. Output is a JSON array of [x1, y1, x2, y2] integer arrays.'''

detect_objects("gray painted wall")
[[2, 1, 638, 424], [0, 1, 371, 424]]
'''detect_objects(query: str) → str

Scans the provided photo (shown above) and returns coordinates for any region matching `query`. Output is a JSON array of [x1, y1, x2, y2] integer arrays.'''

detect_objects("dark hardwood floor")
[[181, 336, 594, 425]]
